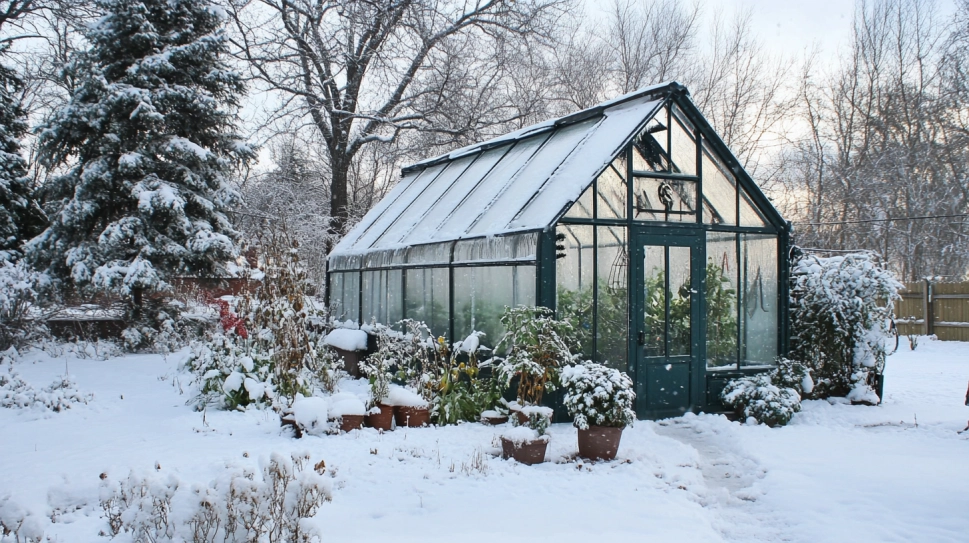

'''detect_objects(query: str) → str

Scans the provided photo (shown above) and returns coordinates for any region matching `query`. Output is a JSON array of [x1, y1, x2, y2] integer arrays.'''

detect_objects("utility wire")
[[798, 212, 969, 226]]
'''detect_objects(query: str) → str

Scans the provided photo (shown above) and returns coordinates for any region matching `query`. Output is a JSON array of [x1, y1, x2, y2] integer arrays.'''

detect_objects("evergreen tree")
[[28, 0, 254, 296], [0, 50, 45, 261]]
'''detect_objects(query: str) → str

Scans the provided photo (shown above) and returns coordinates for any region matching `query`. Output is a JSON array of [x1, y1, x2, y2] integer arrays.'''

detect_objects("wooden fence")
[[894, 280, 969, 342]]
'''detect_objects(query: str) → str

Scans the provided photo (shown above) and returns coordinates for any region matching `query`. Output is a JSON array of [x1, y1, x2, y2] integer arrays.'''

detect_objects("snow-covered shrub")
[[790, 253, 901, 400], [185, 334, 275, 410], [506, 405, 554, 445], [121, 298, 209, 354], [100, 452, 330, 543], [494, 306, 577, 406], [430, 331, 507, 425], [0, 495, 46, 542], [560, 362, 636, 430], [721, 373, 801, 427], [0, 259, 48, 351], [0, 359, 93, 413]]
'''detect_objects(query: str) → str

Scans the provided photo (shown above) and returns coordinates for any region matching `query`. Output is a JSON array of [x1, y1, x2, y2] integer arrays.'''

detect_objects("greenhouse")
[[327, 82, 791, 419]]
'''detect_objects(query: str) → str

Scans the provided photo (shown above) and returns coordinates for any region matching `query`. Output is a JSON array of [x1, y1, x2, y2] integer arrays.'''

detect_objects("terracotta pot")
[[337, 414, 364, 432], [364, 404, 394, 431], [279, 414, 303, 438], [480, 414, 509, 425], [576, 425, 624, 461], [500, 436, 548, 465], [514, 411, 528, 425], [394, 406, 430, 427], [331, 346, 366, 378]]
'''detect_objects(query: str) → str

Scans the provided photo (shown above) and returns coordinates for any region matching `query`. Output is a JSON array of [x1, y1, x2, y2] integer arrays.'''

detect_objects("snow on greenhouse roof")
[[330, 83, 674, 258]]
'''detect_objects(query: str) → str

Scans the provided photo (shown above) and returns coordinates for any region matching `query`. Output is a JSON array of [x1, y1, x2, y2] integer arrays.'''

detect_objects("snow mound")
[[328, 392, 366, 417], [324, 329, 368, 351], [291, 395, 329, 435], [501, 426, 547, 445], [384, 385, 428, 408]]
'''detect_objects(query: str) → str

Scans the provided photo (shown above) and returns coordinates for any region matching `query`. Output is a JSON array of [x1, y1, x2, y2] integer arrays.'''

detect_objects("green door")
[[631, 229, 703, 419]]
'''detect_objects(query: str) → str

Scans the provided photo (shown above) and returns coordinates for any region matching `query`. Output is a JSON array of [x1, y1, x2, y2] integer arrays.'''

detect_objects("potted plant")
[[386, 384, 431, 427], [500, 405, 553, 465], [560, 362, 636, 461], [360, 347, 394, 431], [494, 306, 576, 415]]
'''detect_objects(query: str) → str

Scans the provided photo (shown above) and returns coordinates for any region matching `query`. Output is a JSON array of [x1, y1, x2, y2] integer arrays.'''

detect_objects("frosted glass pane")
[[329, 254, 361, 271], [402, 146, 508, 246], [332, 171, 419, 253], [564, 184, 594, 219], [453, 266, 514, 350], [372, 155, 477, 248], [470, 119, 598, 236], [596, 166, 626, 219], [741, 235, 778, 366], [669, 117, 697, 176], [596, 226, 628, 370], [701, 149, 736, 226], [514, 266, 536, 307], [406, 242, 451, 265], [453, 233, 537, 263], [739, 186, 768, 227], [353, 163, 447, 250], [438, 134, 549, 239], [405, 268, 450, 338], [556, 224, 594, 357], [361, 270, 402, 326], [706, 233, 738, 368], [634, 177, 696, 223]]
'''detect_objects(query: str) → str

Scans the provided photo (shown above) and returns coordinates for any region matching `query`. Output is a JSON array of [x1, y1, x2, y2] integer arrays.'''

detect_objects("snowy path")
[[655, 417, 785, 543]]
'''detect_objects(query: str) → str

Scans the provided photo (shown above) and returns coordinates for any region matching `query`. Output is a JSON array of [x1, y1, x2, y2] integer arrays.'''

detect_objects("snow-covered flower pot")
[[480, 410, 509, 425], [501, 406, 553, 465], [500, 427, 549, 465], [329, 393, 366, 433], [364, 404, 394, 431], [386, 385, 430, 427], [560, 363, 636, 461], [324, 329, 369, 378]]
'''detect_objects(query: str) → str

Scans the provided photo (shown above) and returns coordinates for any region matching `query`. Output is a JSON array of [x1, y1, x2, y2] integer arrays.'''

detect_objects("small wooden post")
[[923, 278, 934, 336]]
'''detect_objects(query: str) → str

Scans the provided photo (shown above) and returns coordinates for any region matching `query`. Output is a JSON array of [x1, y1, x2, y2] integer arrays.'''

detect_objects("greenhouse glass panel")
[[596, 225, 628, 370], [372, 155, 477, 248], [739, 186, 768, 227], [470, 119, 599, 236], [564, 184, 594, 219], [362, 270, 402, 326], [669, 116, 697, 176], [706, 232, 739, 369], [454, 266, 516, 350], [405, 268, 450, 338], [508, 97, 663, 231], [741, 234, 778, 366], [401, 147, 509, 246], [331, 170, 419, 253], [701, 148, 737, 226], [437, 134, 549, 240], [556, 224, 594, 357], [453, 233, 537, 263], [329, 272, 359, 323], [514, 266, 536, 308], [634, 177, 696, 223], [329, 254, 361, 272], [632, 112, 670, 173], [405, 242, 452, 265], [353, 163, 447, 250], [596, 165, 627, 219]]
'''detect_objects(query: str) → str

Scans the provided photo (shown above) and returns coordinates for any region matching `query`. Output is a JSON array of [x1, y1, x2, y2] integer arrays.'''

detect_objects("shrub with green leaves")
[[494, 306, 577, 406], [790, 253, 901, 400], [560, 362, 636, 430], [721, 373, 801, 427]]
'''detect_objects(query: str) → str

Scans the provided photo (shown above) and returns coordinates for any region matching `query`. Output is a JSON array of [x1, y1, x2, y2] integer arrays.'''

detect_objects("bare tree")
[[227, 0, 568, 242]]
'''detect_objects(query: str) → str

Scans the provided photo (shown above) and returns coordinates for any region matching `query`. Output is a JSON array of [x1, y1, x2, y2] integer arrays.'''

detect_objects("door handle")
[[638, 331, 645, 345]]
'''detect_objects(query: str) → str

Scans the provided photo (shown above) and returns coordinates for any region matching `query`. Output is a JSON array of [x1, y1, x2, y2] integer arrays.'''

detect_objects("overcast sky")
[[586, 0, 960, 62]]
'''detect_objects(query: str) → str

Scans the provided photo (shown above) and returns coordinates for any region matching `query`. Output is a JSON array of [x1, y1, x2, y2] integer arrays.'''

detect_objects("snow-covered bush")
[[0, 494, 46, 543], [494, 306, 577, 406], [790, 253, 902, 400], [100, 452, 330, 543], [0, 259, 48, 351], [0, 359, 93, 413], [431, 331, 506, 425], [721, 373, 801, 427], [560, 362, 636, 430], [185, 334, 275, 410]]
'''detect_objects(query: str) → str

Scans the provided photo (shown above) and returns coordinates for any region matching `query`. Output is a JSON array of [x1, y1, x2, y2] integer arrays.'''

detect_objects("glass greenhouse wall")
[[328, 82, 791, 419]]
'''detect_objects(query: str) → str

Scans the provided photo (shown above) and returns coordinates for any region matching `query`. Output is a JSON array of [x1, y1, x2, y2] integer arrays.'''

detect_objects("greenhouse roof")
[[331, 84, 680, 258]]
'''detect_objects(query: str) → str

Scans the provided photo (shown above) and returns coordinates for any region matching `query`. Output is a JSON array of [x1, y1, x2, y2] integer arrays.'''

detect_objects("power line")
[[798, 212, 969, 226]]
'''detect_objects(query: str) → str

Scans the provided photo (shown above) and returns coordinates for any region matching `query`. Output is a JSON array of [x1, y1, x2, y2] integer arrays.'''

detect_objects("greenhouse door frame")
[[629, 226, 705, 419]]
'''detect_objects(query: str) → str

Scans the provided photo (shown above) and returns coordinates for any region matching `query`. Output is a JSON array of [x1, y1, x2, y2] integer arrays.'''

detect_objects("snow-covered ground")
[[1, 337, 967, 542]]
